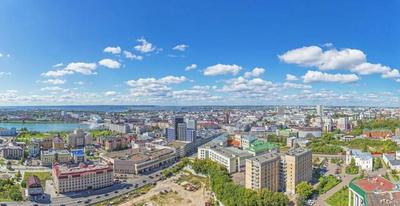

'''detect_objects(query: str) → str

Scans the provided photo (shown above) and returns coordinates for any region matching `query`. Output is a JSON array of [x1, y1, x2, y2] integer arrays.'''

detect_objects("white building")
[[346, 149, 373, 171]]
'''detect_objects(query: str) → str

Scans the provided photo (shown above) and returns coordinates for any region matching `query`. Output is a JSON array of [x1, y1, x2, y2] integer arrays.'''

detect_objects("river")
[[0, 122, 99, 132]]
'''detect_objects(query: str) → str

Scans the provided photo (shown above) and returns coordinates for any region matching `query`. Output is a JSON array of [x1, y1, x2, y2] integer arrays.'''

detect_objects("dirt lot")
[[119, 174, 212, 206]]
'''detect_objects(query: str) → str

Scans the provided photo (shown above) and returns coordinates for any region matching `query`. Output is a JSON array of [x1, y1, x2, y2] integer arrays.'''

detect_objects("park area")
[[326, 186, 348, 206]]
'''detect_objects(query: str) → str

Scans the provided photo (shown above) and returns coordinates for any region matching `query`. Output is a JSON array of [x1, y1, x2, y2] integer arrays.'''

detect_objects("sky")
[[0, 0, 399, 106]]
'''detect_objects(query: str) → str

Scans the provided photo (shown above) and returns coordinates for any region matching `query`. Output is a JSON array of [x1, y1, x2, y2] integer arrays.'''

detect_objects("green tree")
[[296, 181, 314, 200]]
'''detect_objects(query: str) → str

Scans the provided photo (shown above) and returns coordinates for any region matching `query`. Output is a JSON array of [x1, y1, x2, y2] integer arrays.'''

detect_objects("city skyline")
[[0, 1, 399, 106]]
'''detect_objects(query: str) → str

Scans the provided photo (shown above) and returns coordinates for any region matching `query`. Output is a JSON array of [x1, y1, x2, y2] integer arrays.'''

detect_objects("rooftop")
[[247, 140, 278, 154]]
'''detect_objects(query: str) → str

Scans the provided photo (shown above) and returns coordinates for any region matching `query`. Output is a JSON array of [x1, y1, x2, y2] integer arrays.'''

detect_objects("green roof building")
[[246, 139, 278, 155]]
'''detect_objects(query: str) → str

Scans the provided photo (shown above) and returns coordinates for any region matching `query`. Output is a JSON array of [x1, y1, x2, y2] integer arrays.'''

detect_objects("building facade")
[[245, 153, 281, 192], [283, 148, 312, 194]]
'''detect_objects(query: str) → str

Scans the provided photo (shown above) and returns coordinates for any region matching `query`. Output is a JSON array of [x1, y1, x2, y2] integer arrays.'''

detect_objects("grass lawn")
[[326, 186, 348, 206], [23, 171, 52, 187]]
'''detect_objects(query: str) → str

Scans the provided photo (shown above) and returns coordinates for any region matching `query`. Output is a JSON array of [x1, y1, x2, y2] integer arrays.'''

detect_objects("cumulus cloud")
[[104, 91, 118, 96], [42, 79, 66, 85], [185, 64, 197, 71], [134, 37, 157, 53], [203, 64, 242, 76], [126, 76, 187, 97], [279, 45, 399, 81], [173, 44, 188, 51], [103, 46, 121, 54], [302, 70, 359, 83], [123, 51, 143, 60], [52, 63, 64, 68], [286, 74, 299, 81], [42, 62, 97, 77], [279, 46, 366, 70], [382, 69, 400, 79], [98, 58, 121, 69], [244, 67, 265, 78]]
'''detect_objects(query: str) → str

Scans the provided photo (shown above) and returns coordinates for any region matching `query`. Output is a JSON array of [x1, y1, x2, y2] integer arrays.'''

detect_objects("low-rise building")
[[246, 139, 278, 156], [70, 149, 86, 164], [52, 135, 65, 150], [52, 163, 113, 193], [26, 175, 43, 197], [97, 136, 130, 152], [382, 151, 400, 171], [198, 145, 253, 173], [349, 176, 400, 206], [41, 149, 71, 166], [0, 143, 23, 159], [346, 149, 373, 171]]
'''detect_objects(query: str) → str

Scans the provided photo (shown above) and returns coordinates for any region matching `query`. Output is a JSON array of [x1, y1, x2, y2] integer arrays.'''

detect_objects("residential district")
[[0, 105, 399, 206]]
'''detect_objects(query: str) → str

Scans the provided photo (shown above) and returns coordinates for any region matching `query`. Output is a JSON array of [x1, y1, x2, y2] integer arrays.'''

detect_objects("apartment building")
[[283, 148, 312, 194], [41, 149, 71, 166], [0, 143, 23, 159], [97, 136, 130, 152], [52, 163, 113, 193], [245, 153, 280, 192]]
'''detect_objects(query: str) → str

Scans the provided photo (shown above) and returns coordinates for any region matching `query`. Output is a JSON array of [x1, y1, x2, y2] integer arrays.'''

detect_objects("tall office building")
[[316, 105, 323, 116], [177, 122, 187, 141], [223, 111, 230, 124], [337, 117, 350, 131], [245, 153, 281, 192], [186, 119, 197, 130], [283, 148, 312, 194]]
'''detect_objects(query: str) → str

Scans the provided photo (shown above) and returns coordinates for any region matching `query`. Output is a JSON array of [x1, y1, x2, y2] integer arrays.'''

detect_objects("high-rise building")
[[283, 148, 312, 194], [316, 105, 323, 116], [185, 129, 196, 142], [337, 117, 350, 131], [186, 119, 197, 130], [245, 153, 281, 192], [177, 122, 187, 141], [223, 111, 230, 124]]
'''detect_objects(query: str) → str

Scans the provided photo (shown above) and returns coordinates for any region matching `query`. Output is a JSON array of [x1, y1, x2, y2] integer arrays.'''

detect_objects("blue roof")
[[71, 149, 85, 157]]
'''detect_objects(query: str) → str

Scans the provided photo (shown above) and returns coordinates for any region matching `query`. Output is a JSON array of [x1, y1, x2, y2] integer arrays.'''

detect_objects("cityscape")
[[0, 1, 399, 206]]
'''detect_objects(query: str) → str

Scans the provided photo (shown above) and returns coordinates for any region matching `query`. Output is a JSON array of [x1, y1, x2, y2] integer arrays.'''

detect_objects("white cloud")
[[42, 79, 66, 85], [203, 64, 242, 76], [185, 64, 197, 71], [134, 37, 157, 53], [244, 67, 265, 78], [0, 72, 11, 77], [104, 91, 118, 96], [173, 44, 188, 51], [382, 69, 400, 79], [42, 62, 97, 77], [126, 75, 187, 97], [40, 86, 69, 92], [286, 74, 299, 81], [98, 59, 121, 69], [302, 70, 359, 83], [123, 51, 143, 60], [351, 63, 391, 75], [74, 81, 85, 85], [283, 82, 312, 89], [103, 46, 121, 54], [279, 46, 366, 70], [52, 63, 64, 68]]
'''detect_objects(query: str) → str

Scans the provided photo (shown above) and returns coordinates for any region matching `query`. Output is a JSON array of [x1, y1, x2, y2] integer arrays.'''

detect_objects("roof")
[[27, 175, 41, 188], [71, 149, 85, 157], [247, 140, 277, 153], [352, 177, 395, 192]]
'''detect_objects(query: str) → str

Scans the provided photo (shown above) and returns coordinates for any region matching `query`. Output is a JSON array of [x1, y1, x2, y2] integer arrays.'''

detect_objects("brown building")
[[52, 135, 65, 150], [97, 136, 130, 152], [245, 153, 280, 192], [283, 148, 312, 194], [40, 137, 53, 150], [52, 163, 113, 193], [363, 129, 393, 139]]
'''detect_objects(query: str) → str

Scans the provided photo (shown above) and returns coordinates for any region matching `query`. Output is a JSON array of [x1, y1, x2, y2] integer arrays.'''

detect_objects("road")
[[2, 170, 163, 206]]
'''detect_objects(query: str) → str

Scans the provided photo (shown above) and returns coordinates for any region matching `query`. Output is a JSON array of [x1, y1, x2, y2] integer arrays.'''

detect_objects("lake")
[[0, 122, 96, 132]]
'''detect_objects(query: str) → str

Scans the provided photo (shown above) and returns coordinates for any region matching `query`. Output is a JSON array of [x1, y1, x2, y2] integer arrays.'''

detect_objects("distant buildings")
[[0, 127, 17, 136], [337, 117, 351, 132], [346, 149, 373, 171], [296, 127, 322, 139], [67, 129, 89, 148], [52, 135, 65, 150], [349, 176, 400, 206], [97, 136, 130, 152], [245, 153, 280, 192], [52, 163, 113, 193], [363, 129, 393, 139], [316, 105, 323, 116], [166, 115, 197, 142], [105, 123, 130, 134]]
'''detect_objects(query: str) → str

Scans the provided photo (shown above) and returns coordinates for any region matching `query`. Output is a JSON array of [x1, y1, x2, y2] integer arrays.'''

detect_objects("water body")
[[0, 122, 93, 132]]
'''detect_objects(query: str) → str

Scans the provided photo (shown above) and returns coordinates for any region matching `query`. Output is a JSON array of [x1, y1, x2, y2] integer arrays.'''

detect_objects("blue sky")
[[0, 1, 399, 106]]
